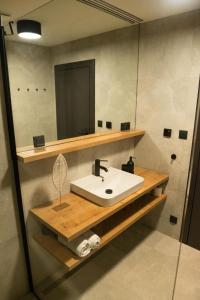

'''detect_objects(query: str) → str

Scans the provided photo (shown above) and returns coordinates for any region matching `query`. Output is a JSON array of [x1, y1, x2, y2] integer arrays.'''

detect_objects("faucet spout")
[[100, 166, 108, 172], [94, 159, 108, 176]]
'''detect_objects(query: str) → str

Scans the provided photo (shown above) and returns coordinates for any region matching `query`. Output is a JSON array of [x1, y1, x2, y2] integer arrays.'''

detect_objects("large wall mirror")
[[5, 0, 140, 149], [4, 0, 141, 295]]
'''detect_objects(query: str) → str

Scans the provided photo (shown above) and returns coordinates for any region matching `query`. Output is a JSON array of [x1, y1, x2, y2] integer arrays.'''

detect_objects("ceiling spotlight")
[[17, 20, 41, 40]]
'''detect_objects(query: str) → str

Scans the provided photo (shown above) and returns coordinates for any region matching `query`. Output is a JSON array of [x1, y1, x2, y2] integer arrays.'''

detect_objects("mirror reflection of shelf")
[[17, 129, 145, 163]]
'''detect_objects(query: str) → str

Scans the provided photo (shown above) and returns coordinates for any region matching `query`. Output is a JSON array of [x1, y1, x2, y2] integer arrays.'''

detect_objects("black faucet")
[[95, 159, 108, 176]]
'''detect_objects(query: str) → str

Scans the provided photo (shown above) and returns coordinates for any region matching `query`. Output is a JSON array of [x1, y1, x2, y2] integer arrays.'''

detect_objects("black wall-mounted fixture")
[[179, 130, 188, 140], [98, 120, 103, 127], [4, 21, 14, 36], [171, 154, 177, 160], [0, 13, 13, 36], [106, 121, 112, 129], [17, 20, 41, 40], [163, 128, 172, 138], [121, 122, 130, 131], [33, 135, 45, 148], [170, 215, 178, 225]]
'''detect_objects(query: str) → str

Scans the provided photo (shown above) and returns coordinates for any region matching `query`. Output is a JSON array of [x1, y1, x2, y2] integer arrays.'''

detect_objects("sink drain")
[[105, 189, 113, 194]]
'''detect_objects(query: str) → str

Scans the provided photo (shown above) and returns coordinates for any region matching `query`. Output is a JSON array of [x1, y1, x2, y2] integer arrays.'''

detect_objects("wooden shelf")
[[17, 129, 145, 163], [34, 194, 167, 271], [93, 194, 167, 244], [31, 167, 169, 241]]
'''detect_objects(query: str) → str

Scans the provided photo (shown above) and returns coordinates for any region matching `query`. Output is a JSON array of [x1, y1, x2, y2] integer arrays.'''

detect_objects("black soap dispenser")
[[127, 156, 135, 174]]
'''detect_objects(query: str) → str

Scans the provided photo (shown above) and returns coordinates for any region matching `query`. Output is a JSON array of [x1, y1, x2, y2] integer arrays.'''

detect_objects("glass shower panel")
[[5, 1, 199, 299]]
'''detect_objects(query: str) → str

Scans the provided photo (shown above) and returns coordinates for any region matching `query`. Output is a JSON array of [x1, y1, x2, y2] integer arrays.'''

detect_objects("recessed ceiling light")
[[17, 20, 41, 40]]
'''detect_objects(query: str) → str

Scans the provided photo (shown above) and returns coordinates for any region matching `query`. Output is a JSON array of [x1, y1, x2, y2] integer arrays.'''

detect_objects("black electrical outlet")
[[163, 128, 172, 138], [179, 130, 188, 140], [106, 121, 112, 129], [98, 120, 103, 128], [121, 122, 130, 131], [170, 215, 177, 225], [33, 135, 45, 148]]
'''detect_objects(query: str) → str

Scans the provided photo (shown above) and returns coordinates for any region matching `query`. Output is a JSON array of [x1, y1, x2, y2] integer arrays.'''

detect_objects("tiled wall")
[[49, 11, 200, 240], [0, 77, 29, 298], [6, 41, 56, 147], [135, 10, 200, 239]]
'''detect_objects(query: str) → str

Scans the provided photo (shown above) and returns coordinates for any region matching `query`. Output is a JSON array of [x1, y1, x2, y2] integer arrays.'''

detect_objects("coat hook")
[[171, 154, 177, 160], [36, 88, 38, 92], [27, 88, 29, 91], [43, 88, 46, 91], [17, 88, 20, 91]]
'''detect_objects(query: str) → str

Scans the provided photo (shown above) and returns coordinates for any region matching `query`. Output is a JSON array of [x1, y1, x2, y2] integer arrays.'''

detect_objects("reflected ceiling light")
[[17, 20, 41, 40]]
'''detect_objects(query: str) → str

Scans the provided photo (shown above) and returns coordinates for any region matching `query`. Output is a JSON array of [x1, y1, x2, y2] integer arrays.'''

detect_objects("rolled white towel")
[[152, 186, 163, 197], [84, 230, 101, 249], [58, 235, 91, 257]]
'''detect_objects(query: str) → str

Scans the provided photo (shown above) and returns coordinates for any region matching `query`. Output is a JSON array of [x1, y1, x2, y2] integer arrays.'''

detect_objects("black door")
[[55, 60, 95, 139], [183, 78, 200, 250], [186, 162, 200, 250]]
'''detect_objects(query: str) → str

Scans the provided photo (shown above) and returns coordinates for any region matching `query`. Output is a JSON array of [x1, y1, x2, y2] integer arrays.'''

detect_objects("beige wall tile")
[[135, 10, 200, 239], [0, 82, 29, 298], [6, 41, 57, 147], [0, 236, 28, 300]]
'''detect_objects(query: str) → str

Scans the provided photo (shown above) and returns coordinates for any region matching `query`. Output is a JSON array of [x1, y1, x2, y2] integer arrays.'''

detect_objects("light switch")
[[106, 121, 112, 129], [163, 128, 172, 138], [98, 120, 103, 127], [179, 130, 188, 140]]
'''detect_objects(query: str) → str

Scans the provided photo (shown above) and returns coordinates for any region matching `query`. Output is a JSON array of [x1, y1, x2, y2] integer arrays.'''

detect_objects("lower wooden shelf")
[[34, 193, 167, 271]]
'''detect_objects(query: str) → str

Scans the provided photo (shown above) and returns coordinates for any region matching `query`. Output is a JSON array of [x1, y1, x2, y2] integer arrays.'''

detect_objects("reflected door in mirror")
[[55, 60, 95, 139]]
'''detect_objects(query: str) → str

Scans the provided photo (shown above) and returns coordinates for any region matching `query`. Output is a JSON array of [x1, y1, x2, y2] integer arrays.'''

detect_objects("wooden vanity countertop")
[[30, 167, 169, 241]]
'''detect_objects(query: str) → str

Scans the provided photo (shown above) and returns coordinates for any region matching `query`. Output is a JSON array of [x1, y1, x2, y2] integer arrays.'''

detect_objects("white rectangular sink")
[[71, 167, 144, 207]]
